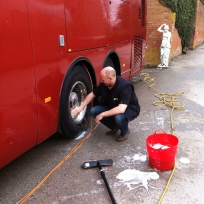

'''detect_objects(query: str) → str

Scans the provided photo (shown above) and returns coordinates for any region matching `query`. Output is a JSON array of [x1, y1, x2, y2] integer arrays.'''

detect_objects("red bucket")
[[146, 130, 178, 171]]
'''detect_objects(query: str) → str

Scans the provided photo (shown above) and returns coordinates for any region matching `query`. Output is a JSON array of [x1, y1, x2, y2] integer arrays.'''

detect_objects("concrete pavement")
[[0, 43, 204, 204]]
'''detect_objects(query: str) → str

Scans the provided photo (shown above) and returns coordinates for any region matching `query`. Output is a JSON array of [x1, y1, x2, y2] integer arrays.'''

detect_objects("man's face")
[[101, 75, 112, 87]]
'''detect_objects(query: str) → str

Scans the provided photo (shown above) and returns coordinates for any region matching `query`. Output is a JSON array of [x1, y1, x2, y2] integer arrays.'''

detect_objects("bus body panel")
[[27, 0, 68, 144], [0, 0, 38, 168], [65, 0, 108, 51], [65, 41, 132, 86], [65, 1, 132, 51]]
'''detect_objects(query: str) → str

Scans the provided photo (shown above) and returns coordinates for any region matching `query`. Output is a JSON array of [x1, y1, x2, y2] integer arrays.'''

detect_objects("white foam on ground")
[[74, 131, 86, 140], [96, 180, 104, 185], [179, 157, 190, 164], [116, 169, 159, 194], [133, 154, 147, 162]]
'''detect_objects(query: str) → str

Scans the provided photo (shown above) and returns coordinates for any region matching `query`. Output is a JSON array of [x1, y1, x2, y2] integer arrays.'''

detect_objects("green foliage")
[[158, 0, 197, 51]]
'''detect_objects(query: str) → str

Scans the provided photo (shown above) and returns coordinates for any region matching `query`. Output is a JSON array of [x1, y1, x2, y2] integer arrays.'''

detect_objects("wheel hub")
[[69, 82, 87, 123]]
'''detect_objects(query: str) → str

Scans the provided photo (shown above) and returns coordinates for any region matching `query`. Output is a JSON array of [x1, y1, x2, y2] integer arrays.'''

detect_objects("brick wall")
[[190, 0, 204, 48]]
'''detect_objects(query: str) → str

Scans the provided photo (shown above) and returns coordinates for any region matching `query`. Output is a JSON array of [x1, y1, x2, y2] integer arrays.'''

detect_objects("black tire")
[[61, 65, 92, 139], [103, 57, 115, 68]]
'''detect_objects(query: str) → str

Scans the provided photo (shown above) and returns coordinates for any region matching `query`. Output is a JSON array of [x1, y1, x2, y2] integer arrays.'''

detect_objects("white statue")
[[157, 24, 171, 68]]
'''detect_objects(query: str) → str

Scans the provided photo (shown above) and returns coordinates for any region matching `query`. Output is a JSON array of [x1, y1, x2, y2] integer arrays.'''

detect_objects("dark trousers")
[[90, 105, 129, 135]]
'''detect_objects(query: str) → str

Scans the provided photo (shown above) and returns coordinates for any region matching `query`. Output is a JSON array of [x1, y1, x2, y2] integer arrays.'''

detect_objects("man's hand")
[[95, 104, 127, 123], [95, 113, 104, 123], [71, 106, 83, 118]]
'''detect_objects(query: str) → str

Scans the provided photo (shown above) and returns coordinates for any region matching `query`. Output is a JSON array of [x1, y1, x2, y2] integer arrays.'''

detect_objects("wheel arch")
[[103, 50, 121, 76]]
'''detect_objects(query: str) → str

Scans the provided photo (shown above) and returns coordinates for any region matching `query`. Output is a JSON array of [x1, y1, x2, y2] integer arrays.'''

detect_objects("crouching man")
[[71, 66, 140, 142]]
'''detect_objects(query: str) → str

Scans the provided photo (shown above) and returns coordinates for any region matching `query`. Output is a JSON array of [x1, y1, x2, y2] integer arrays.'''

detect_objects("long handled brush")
[[81, 159, 117, 204]]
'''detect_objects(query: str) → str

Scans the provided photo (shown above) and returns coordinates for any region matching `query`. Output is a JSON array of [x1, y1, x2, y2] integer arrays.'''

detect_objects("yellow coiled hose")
[[140, 72, 184, 204]]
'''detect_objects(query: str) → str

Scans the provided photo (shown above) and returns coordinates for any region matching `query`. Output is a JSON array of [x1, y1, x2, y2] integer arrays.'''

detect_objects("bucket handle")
[[154, 128, 167, 134]]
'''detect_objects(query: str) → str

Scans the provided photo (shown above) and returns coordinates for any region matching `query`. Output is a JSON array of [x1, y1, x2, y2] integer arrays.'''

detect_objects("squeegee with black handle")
[[81, 159, 117, 204]]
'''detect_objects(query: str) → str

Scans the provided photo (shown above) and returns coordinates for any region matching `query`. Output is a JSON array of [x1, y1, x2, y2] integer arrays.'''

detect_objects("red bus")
[[0, 0, 146, 168]]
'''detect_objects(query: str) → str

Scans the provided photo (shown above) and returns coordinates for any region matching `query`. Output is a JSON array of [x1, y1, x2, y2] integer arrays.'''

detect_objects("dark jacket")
[[93, 76, 140, 121]]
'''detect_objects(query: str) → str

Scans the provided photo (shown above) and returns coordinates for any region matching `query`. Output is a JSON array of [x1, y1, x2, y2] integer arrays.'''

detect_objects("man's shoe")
[[106, 125, 120, 135], [116, 129, 130, 142]]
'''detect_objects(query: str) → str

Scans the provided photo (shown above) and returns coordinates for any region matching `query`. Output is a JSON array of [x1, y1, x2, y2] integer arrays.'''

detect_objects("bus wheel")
[[61, 65, 92, 139], [103, 57, 120, 75], [103, 57, 114, 68]]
